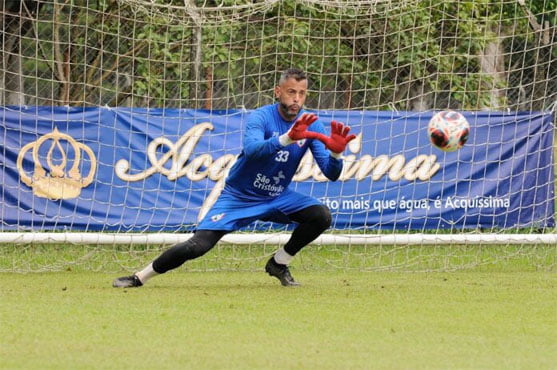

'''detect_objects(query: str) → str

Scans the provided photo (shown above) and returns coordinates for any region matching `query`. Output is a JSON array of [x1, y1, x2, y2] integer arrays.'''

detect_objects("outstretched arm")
[[310, 120, 358, 181], [285, 118, 357, 156], [244, 112, 323, 159], [310, 138, 344, 181]]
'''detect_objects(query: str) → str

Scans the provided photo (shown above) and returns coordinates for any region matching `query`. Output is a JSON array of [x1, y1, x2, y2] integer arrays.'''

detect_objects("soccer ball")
[[428, 110, 470, 152]]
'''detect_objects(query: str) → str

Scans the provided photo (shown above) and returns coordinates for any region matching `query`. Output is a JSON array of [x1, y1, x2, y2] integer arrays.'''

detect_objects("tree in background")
[[1, 0, 555, 111]]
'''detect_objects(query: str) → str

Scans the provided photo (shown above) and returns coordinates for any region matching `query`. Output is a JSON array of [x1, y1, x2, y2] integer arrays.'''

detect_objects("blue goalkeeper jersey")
[[225, 104, 343, 200]]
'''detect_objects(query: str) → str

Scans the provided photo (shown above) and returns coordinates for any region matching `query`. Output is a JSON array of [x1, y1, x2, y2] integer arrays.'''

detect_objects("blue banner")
[[0, 106, 554, 231]]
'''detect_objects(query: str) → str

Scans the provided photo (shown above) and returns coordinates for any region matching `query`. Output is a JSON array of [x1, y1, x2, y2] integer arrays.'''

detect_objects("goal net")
[[1, 0, 556, 272]]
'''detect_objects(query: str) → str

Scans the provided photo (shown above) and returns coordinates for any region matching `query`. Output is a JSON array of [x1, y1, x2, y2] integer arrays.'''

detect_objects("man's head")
[[275, 68, 308, 121]]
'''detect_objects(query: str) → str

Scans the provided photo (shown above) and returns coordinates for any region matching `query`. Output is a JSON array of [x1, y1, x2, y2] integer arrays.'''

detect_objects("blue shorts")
[[197, 188, 322, 231]]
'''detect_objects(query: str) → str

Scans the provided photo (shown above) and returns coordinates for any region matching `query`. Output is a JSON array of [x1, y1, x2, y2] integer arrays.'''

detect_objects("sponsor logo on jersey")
[[273, 171, 285, 184], [211, 213, 225, 222], [253, 173, 285, 196]]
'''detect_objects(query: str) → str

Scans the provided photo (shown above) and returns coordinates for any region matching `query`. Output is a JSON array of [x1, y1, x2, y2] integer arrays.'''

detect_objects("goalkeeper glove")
[[279, 113, 319, 145], [316, 121, 357, 155], [279, 115, 357, 156]]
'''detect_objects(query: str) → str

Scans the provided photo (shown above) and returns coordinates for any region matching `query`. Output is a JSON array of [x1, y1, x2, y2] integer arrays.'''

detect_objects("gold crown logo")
[[17, 128, 97, 200]]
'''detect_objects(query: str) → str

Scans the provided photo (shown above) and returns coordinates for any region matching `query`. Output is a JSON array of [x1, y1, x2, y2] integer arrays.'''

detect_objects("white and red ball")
[[428, 110, 470, 152]]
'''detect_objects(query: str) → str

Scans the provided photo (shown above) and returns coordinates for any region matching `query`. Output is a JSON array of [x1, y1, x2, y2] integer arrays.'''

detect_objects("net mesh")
[[1, 0, 556, 272], [4, 0, 554, 110]]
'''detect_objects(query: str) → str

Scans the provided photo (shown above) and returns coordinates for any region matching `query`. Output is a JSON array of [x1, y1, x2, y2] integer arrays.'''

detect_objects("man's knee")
[[152, 230, 222, 273], [309, 204, 332, 230]]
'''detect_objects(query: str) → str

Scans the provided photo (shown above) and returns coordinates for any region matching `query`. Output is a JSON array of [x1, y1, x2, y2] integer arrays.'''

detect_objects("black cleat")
[[265, 257, 300, 287], [112, 274, 143, 288]]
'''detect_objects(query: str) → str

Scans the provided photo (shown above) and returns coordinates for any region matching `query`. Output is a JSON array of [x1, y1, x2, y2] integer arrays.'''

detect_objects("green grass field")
[[2, 269, 556, 369]]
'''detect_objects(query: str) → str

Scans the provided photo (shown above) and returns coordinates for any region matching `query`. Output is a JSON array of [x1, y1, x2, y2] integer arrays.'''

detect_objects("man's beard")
[[280, 102, 300, 120]]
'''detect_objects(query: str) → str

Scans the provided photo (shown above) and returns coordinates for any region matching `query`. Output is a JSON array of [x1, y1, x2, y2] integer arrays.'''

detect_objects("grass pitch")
[[1, 270, 556, 369]]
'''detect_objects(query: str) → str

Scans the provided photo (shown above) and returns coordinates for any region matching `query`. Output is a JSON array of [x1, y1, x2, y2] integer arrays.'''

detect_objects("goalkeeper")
[[113, 68, 356, 287]]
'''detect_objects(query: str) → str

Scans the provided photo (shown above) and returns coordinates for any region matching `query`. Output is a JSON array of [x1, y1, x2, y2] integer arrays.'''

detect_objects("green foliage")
[[8, 0, 555, 109], [509, 0, 557, 26], [195, 0, 547, 110]]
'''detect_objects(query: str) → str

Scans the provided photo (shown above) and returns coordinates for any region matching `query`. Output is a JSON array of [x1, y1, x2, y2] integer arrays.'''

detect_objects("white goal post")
[[1, 232, 557, 246]]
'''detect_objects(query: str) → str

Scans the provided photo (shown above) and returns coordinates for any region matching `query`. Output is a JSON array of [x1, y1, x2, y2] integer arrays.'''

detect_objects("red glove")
[[318, 121, 357, 153], [285, 115, 356, 154], [287, 113, 319, 141]]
